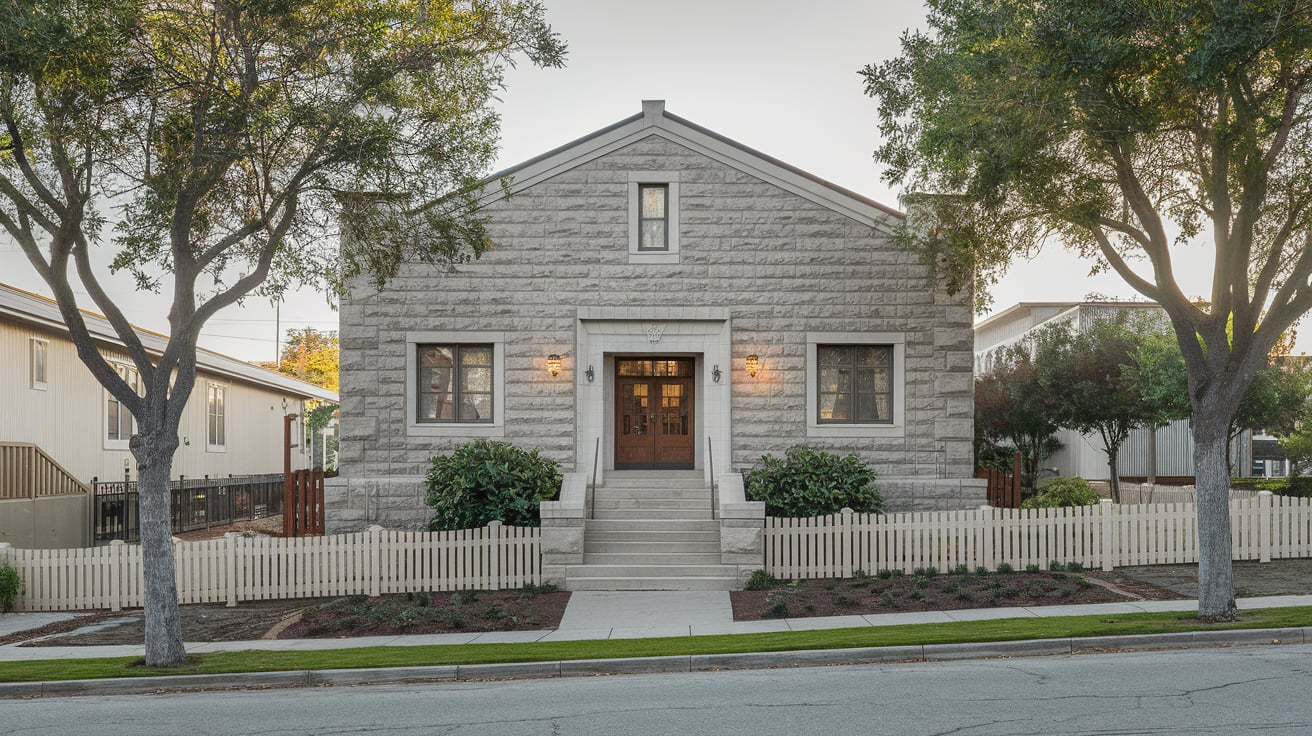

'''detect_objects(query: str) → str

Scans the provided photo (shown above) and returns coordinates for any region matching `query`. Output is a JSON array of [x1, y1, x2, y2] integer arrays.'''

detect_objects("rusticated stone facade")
[[328, 102, 983, 532]]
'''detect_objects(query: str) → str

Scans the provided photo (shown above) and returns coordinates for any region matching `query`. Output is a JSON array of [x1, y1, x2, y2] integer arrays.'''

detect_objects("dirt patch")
[[731, 568, 1188, 621], [18, 588, 571, 647], [20, 598, 326, 646], [172, 515, 286, 542], [278, 588, 571, 639]]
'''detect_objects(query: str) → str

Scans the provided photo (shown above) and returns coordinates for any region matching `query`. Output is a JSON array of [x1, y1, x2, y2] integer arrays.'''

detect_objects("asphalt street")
[[10, 643, 1312, 735]]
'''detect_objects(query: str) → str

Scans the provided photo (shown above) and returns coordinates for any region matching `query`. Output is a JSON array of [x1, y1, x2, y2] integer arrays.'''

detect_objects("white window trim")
[[103, 361, 139, 451], [806, 332, 906, 439], [206, 382, 227, 453], [628, 170, 680, 264], [30, 337, 48, 391], [406, 331, 506, 437]]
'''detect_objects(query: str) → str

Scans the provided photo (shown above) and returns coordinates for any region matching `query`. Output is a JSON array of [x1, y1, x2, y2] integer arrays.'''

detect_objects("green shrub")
[[745, 446, 883, 517], [744, 569, 780, 591], [1021, 477, 1100, 509], [425, 440, 562, 530], [0, 563, 21, 612]]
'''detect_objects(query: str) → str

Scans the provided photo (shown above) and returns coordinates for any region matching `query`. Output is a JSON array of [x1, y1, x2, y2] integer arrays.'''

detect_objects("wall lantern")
[[711, 365, 722, 383], [585, 365, 595, 383], [547, 354, 563, 377], [745, 354, 760, 378]]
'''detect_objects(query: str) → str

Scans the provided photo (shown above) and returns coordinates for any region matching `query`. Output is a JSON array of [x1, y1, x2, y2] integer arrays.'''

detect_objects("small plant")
[[853, 568, 871, 580], [450, 591, 479, 606], [889, 568, 905, 578], [824, 582, 837, 591], [913, 566, 939, 578], [975, 566, 990, 576], [445, 609, 466, 628], [1048, 560, 1067, 572], [483, 604, 506, 621], [1022, 477, 1100, 509], [346, 593, 368, 605], [835, 593, 857, 607], [764, 596, 790, 619], [909, 588, 926, 601], [1025, 563, 1041, 573], [955, 590, 974, 602], [744, 569, 780, 591], [1067, 562, 1084, 573], [996, 562, 1014, 574], [0, 563, 22, 613], [744, 446, 883, 516], [912, 577, 930, 590], [943, 581, 960, 594], [1075, 576, 1092, 589], [950, 564, 970, 576], [879, 591, 897, 608], [877, 569, 893, 580]]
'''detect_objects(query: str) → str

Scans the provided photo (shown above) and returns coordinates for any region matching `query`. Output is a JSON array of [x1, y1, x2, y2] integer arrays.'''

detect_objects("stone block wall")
[[330, 131, 980, 531]]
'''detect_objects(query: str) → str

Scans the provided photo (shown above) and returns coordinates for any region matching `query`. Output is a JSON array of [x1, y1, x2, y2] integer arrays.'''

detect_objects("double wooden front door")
[[614, 358, 695, 469]]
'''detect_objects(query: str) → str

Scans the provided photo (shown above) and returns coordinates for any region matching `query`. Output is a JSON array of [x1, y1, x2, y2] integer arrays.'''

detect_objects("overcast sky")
[[0, 0, 1266, 362]]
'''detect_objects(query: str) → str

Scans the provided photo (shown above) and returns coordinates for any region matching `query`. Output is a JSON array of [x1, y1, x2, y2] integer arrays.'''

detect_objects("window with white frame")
[[106, 363, 139, 447], [806, 332, 905, 438], [628, 171, 680, 263], [407, 332, 505, 437], [207, 383, 226, 450], [30, 338, 48, 390]]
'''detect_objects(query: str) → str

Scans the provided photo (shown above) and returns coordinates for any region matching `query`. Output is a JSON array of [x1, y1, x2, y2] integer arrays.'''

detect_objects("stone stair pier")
[[565, 471, 742, 591]]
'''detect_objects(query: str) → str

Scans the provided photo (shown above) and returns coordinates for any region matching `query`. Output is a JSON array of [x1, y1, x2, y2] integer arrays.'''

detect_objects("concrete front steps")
[[565, 471, 740, 591]]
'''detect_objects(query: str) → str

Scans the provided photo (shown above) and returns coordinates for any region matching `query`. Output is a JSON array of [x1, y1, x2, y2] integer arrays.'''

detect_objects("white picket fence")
[[2, 522, 540, 612], [764, 493, 1312, 579]]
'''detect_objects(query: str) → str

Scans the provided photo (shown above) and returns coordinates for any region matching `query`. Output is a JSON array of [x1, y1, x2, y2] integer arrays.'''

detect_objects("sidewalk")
[[3, 592, 1310, 662]]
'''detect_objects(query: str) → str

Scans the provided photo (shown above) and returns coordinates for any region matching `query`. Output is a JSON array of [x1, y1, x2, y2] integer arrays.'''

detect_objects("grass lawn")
[[3, 606, 1310, 684]]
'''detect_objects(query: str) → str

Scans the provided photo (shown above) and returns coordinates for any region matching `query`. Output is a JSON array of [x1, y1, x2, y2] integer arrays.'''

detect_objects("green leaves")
[[424, 439, 562, 531], [745, 446, 882, 518]]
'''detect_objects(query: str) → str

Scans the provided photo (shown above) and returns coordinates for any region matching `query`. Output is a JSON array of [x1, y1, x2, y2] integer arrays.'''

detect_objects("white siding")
[[0, 319, 317, 485]]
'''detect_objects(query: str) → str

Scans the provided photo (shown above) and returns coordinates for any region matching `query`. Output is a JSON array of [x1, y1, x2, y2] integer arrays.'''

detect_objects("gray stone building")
[[328, 101, 983, 586]]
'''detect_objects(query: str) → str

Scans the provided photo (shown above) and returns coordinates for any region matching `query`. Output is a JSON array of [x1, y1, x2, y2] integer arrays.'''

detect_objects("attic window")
[[638, 184, 668, 251], [628, 171, 679, 263]]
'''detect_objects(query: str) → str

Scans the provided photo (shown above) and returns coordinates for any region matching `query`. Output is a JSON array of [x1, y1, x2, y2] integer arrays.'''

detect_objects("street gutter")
[[4, 626, 1308, 699]]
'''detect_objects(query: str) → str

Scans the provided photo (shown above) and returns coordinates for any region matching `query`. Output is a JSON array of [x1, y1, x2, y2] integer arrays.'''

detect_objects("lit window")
[[417, 344, 494, 423], [207, 384, 226, 449], [638, 184, 668, 251]]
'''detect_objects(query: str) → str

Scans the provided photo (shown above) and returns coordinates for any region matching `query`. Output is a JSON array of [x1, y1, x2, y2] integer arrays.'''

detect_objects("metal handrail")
[[707, 436, 718, 520], [588, 436, 600, 520]]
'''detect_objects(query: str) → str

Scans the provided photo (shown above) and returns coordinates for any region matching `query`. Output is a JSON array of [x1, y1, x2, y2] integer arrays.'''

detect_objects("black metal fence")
[[92, 474, 285, 542]]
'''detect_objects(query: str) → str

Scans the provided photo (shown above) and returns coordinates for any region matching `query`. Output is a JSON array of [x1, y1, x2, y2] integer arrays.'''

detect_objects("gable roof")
[[0, 282, 338, 403], [484, 100, 904, 233]]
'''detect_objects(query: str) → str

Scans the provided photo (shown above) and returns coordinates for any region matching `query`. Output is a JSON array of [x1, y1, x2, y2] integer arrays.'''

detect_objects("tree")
[[0, 0, 563, 666], [1034, 315, 1190, 502], [864, 0, 1312, 620], [278, 328, 339, 392], [975, 339, 1062, 491], [1231, 360, 1312, 471]]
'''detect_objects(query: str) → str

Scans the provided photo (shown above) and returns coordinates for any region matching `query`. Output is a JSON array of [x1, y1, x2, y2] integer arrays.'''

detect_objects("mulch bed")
[[277, 588, 571, 639], [731, 568, 1188, 621]]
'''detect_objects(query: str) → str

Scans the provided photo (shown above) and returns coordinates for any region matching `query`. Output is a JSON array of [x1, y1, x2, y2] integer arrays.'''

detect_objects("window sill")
[[207, 445, 227, 454], [408, 423, 505, 438], [104, 440, 130, 451], [806, 423, 905, 439], [627, 252, 680, 265]]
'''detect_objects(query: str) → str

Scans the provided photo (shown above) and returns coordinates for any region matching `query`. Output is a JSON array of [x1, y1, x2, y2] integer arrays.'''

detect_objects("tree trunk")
[[1193, 420, 1237, 621], [133, 430, 187, 668], [1106, 447, 1121, 504]]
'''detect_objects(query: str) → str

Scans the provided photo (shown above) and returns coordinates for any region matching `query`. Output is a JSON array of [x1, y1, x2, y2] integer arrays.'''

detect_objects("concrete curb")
[[3, 627, 1308, 699]]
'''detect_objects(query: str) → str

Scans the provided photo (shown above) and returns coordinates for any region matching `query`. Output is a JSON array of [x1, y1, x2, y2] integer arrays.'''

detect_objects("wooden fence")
[[1, 522, 540, 612], [764, 493, 1312, 579], [0, 442, 89, 500]]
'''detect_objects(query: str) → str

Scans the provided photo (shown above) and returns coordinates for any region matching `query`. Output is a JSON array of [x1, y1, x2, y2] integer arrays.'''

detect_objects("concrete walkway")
[[2, 593, 1310, 663]]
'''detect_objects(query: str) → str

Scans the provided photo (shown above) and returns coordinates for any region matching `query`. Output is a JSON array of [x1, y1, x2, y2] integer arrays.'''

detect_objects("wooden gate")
[[283, 469, 334, 536], [976, 451, 1022, 508]]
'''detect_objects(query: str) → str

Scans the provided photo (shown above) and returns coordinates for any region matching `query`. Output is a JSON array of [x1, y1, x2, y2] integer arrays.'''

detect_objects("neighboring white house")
[[974, 301, 1254, 482], [329, 100, 985, 533], [1, 281, 338, 547]]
